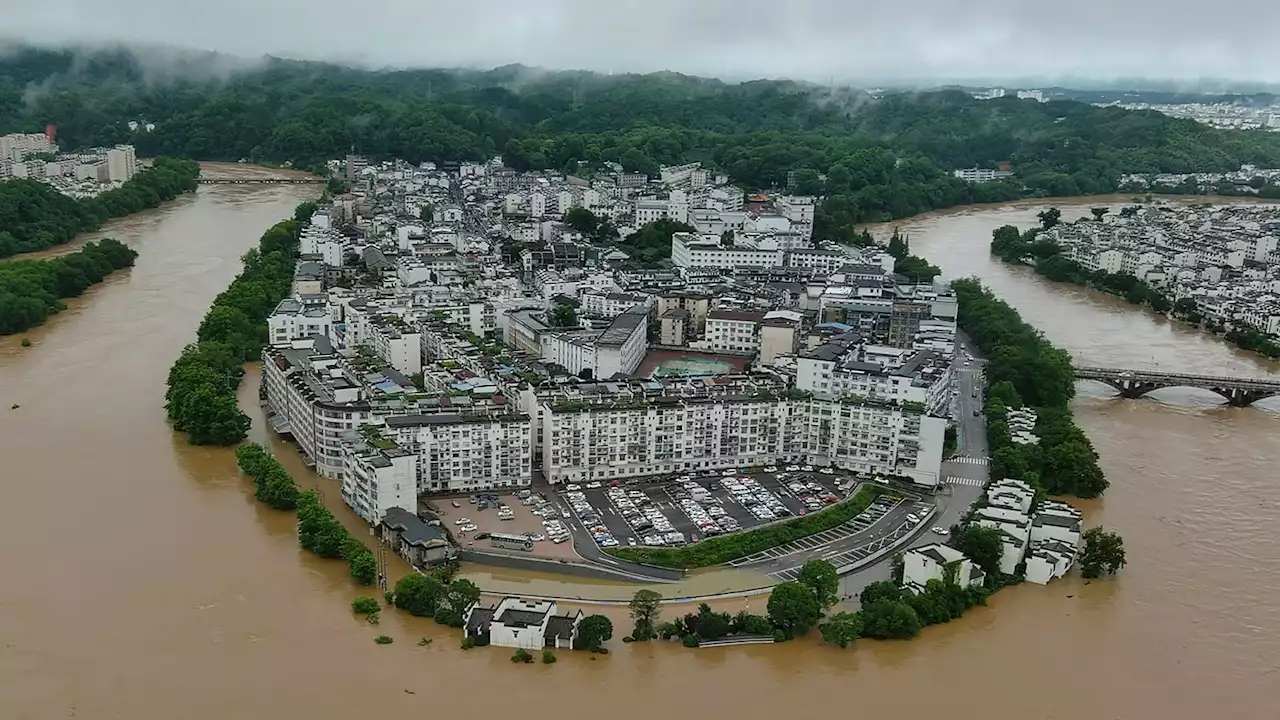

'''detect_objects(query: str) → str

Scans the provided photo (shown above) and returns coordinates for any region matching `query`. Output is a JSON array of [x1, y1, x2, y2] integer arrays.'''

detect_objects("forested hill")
[[6, 45, 1280, 232]]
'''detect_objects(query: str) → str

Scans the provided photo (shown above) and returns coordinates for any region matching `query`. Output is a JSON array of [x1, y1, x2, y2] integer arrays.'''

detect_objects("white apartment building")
[[263, 343, 375, 480], [539, 308, 648, 380], [341, 438, 418, 523], [795, 343, 952, 417], [0, 132, 53, 161], [1025, 539, 1077, 585], [538, 379, 945, 486], [383, 413, 533, 493], [268, 296, 334, 346], [670, 232, 784, 269], [705, 310, 764, 353], [776, 195, 816, 226], [367, 315, 423, 376], [106, 145, 137, 183], [579, 291, 651, 318]]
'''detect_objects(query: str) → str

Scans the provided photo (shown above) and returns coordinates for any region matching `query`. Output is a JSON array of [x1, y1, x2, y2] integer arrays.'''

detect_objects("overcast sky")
[[7, 0, 1280, 85]]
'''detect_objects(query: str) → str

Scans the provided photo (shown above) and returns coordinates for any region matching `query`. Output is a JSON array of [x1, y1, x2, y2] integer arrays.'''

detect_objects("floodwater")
[[2, 189, 1278, 719]]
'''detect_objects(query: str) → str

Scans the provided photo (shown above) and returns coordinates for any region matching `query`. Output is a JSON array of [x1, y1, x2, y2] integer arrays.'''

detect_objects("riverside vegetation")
[[164, 201, 317, 446], [991, 208, 1280, 360], [9, 46, 1280, 249], [0, 238, 138, 335], [951, 279, 1109, 499], [0, 157, 200, 258]]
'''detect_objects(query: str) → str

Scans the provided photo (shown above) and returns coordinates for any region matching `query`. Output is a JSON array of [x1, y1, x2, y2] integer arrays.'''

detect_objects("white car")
[[785, 465, 800, 472], [907, 513, 920, 523], [801, 465, 814, 472], [586, 482, 602, 489], [819, 468, 835, 475], [627, 538, 638, 547], [459, 524, 478, 532], [566, 484, 581, 491], [763, 466, 778, 473], [932, 526, 949, 536], [454, 517, 471, 525], [560, 509, 571, 518]]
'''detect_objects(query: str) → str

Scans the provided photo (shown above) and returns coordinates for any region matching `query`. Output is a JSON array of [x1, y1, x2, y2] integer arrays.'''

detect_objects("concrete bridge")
[[1075, 366, 1280, 406], [198, 178, 325, 185]]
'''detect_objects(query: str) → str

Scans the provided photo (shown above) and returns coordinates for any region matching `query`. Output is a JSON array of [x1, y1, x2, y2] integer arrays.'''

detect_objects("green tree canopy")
[[819, 611, 864, 648], [767, 581, 824, 639], [1080, 526, 1127, 578], [577, 614, 614, 651]]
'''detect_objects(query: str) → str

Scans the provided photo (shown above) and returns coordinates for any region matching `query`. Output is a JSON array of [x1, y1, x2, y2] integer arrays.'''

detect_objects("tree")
[[628, 589, 663, 641], [178, 386, 250, 445], [1080, 527, 1127, 578], [767, 581, 823, 639], [720, 229, 735, 246], [392, 573, 445, 617], [887, 228, 909, 259], [797, 559, 840, 609], [693, 603, 732, 641], [563, 206, 599, 235], [858, 579, 902, 607], [419, 203, 434, 222], [1037, 207, 1062, 230], [949, 525, 1005, 579], [1090, 207, 1110, 222], [436, 579, 481, 627], [577, 614, 613, 651], [819, 611, 863, 648], [351, 596, 380, 615], [347, 550, 378, 586], [549, 303, 577, 327], [860, 601, 922, 640]]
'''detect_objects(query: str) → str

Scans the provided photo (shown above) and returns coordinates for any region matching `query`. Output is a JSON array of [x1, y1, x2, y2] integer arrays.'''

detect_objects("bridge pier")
[[1116, 381, 1159, 399], [1220, 388, 1269, 407]]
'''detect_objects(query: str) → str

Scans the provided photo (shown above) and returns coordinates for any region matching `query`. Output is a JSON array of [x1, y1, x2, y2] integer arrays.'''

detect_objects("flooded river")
[[2, 190, 1278, 719]]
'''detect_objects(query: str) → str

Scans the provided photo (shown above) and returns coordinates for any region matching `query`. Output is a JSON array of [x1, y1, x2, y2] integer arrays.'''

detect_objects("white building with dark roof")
[[902, 543, 986, 593], [463, 597, 583, 650]]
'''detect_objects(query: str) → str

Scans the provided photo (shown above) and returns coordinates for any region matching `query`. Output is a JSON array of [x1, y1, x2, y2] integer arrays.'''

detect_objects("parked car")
[[459, 524, 478, 532], [451, 500, 461, 508], [454, 517, 471, 525], [932, 526, 949, 536], [907, 513, 920, 523]]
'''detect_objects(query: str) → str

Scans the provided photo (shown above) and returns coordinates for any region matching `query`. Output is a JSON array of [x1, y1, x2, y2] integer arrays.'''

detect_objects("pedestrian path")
[[946, 476, 986, 487], [948, 456, 989, 466]]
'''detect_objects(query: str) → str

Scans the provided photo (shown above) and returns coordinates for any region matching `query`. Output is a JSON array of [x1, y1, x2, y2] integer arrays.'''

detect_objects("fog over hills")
[[5, 0, 1280, 89]]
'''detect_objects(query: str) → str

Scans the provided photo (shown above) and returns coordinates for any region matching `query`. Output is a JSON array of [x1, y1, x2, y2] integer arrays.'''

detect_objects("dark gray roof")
[[1034, 514, 1082, 530], [466, 606, 495, 635], [919, 547, 950, 565], [380, 507, 447, 546], [598, 308, 646, 347], [496, 608, 549, 628], [544, 615, 578, 641]]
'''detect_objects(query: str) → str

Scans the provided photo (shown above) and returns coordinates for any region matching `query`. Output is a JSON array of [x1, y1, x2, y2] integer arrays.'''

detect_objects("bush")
[[772, 629, 787, 643], [373, 635, 393, 645], [351, 596, 380, 615], [234, 442, 300, 510], [511, 648, 533, 663], [542, 649, 557, 664], [607, 486, 885, 568], [19, 338, 31, 347], [681, 634, 700, 648], [460, 636, 476, 650]]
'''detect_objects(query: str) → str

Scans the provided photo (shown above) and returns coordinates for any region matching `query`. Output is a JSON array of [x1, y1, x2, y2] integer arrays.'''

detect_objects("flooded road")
[[1, 190, 1278, 719]]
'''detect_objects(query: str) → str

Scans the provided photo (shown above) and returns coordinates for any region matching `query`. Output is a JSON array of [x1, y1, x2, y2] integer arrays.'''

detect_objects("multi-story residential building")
[[579, 291, 651, 319], [705, 310, 765, 354], [670, 232, 784, 269], [382, 412, 533, 493], [341, 435, 418, 522], [795, 339, 953, 417], [539, 308, 648, 380], [367, 314, 423, 376], [537, 376, 945, 486], [902, 544, 985, 592], [268, 295, 335, 346]]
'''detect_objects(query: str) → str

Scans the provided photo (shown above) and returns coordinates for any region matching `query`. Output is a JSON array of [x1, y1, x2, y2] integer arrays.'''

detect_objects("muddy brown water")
[[1, 189, 1277, 719]]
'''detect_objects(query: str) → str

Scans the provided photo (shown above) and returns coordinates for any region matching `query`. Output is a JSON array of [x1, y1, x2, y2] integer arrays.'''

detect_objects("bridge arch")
[[1073, 367, 1280, 407]]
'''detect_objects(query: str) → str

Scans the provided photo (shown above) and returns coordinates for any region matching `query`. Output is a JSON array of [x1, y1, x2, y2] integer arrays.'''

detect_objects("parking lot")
[[766, 499, 936, 581], [437, 491, 580, 560], [557, 466, 851, 552]]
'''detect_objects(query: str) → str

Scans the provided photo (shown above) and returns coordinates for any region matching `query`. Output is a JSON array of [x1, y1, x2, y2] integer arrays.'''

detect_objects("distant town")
[[0, 130, 140, 198], [1042, 204, 1280, 335]]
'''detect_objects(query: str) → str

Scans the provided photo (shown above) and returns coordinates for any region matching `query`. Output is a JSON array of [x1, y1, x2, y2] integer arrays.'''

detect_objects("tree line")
[[233, 440, 377, 585], [8, 47, 1280, 246], [0, 157, 200, 258], [951, 278, 1109, 498], [0, 238, 137, 335], [165, 208, 310, 446], [992, 210, 1280, 361]]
